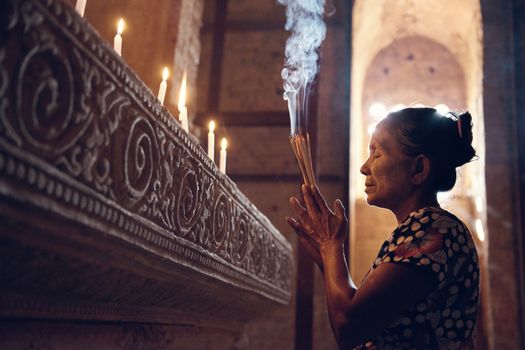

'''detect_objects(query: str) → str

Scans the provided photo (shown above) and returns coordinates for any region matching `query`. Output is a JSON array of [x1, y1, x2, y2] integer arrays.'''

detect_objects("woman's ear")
[[411, 155, 431, 185]]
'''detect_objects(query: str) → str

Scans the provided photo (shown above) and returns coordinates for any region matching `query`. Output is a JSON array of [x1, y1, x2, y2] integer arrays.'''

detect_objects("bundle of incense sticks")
[[290, 133, 316, 187]]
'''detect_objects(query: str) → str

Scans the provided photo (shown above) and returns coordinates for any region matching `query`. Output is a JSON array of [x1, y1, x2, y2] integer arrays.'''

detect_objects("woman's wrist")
[[320, 241, 345, 257]]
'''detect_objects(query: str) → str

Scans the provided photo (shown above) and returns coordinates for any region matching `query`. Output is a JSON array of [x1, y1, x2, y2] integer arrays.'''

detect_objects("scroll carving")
[[175, 155, 210, 238], [123, 116, 159, 203]]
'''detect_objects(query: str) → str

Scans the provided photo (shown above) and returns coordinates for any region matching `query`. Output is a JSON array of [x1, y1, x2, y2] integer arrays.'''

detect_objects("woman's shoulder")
[[397, 206, 468, 236], [388, 206, 477, 277]]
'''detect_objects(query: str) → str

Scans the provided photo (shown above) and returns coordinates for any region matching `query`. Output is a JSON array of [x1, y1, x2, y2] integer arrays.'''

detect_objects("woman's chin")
[[365, 194, 376, 205], [365, 193, 384, 207], [364, 188, 376, 202]]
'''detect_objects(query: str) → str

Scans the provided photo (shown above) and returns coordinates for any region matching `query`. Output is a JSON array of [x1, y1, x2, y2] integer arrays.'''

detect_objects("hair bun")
[[453, 111, 476, 167]]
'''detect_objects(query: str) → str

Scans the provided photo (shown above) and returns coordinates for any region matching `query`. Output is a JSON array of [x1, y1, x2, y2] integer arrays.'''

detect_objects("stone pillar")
[[481, 0, 525, 348]]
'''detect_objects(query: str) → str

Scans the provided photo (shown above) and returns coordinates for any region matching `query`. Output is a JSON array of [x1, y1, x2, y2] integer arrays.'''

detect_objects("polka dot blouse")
[[355, 207, 480, 350]]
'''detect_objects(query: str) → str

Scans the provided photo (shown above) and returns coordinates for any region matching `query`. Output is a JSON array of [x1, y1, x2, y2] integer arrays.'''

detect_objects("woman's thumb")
[[334, 199, 346, 220]]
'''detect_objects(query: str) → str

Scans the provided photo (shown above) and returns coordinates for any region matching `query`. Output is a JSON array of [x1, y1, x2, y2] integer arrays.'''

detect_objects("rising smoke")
[[278, 0, 327, 135]]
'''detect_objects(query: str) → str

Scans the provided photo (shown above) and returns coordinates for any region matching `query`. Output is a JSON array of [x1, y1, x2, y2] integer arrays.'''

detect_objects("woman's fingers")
[[310, 185, 331, 216], [301, 184, 320, 221], [287, 216, 320, 246], [298, 236, 323, 270], [286, 215, 317, 241], [289, 198, 319, 236], [286, 216, 305, 234], [290, 197, 311, 224], [287, 217, 323, 269]]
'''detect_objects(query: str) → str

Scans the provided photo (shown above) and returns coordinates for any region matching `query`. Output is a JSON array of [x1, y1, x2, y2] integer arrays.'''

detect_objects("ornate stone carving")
[[0, 0, 292, 327]]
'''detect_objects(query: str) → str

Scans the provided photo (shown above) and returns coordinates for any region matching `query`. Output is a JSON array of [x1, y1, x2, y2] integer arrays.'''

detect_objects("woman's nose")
[[360, 159, 370, 175]]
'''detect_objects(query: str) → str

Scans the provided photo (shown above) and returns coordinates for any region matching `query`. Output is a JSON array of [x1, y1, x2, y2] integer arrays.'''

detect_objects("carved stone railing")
[[0, 0, 292, 334]]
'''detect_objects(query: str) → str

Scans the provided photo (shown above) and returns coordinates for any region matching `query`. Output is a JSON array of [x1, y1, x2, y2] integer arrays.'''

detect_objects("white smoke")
[[278, 0, 327, 135]]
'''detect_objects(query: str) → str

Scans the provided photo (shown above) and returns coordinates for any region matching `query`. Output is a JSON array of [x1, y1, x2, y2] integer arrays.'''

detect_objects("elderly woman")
[[287, 108, 479, 349]]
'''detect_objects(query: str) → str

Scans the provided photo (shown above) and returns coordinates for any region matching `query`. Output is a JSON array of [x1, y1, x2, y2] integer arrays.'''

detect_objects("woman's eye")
[[373, 153, 381, 159]]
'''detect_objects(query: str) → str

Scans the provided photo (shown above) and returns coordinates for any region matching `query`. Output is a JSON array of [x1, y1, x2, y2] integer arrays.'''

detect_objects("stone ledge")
[[0, 0, 292, 328]]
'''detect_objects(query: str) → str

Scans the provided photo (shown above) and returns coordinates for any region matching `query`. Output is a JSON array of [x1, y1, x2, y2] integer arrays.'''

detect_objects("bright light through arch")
[[435, 104, 450, 115], [367, 123, 377, 135], [437, 191, 452, 205], [475, 196, 483, 213], [475, 219, 485, 241], [390, 104, 405, 112], [369, 102, 386, 119]]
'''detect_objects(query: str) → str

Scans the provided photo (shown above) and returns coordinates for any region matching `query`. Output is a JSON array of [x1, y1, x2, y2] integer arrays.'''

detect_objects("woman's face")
[[360, 124, 415, 210]]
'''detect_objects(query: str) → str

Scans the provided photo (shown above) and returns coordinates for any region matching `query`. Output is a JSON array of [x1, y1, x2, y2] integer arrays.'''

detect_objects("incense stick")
[[290, 133, 316, 187]]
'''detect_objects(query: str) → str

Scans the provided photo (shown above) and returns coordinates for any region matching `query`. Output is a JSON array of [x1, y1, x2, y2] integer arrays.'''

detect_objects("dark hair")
[[381, 107, 476, 192]]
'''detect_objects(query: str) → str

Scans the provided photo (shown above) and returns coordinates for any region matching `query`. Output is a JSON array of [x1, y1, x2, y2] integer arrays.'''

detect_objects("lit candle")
[[157, 67, 169, 105], [114, 18, 124, 56], [178, 72, 189, 132], [208, 120, 215, 161], [220, 138, 227, 174], [75, 0, 87, 17]]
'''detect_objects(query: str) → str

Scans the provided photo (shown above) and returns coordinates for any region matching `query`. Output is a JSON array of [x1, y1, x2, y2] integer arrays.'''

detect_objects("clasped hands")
[[286, 184, 348, 270]]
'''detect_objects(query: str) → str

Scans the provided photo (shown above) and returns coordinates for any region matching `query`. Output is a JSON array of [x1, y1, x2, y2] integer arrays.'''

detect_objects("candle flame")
[[162, 67, 169, 81], [209, 120, 215, 132], [117, 18, 125, 34], [221, 138, 228, 150], [178, 72, 187, 111]]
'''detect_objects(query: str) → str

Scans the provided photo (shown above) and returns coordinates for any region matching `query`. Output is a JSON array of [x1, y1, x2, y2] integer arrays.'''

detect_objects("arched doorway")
[[349, 0, 487, 347]]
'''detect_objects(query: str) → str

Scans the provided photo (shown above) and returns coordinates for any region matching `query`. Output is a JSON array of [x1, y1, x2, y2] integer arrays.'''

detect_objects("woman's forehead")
[[368, 125, 401, 152], [369, 125, 398, 150]]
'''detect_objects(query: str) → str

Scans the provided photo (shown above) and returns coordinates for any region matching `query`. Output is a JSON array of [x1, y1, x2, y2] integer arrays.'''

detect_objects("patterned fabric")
[[355, 207, 480, 350]]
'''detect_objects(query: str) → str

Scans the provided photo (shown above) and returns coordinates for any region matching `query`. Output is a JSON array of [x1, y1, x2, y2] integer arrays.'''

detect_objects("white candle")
[[114, 18, 124, 56], [75, 0, 87, 17], [220, 138, 227, 174], [157, 67, 169, 105], [179, 106, 189, 132], [178, 72, 189, 132], [208, 120, 215, 161]]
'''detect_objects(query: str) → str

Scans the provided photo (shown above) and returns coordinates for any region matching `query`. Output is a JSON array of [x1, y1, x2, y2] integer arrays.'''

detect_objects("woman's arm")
[[322, 248, 436, 347], [286, 216, 324, 272], [288, 185, 437, 348]]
